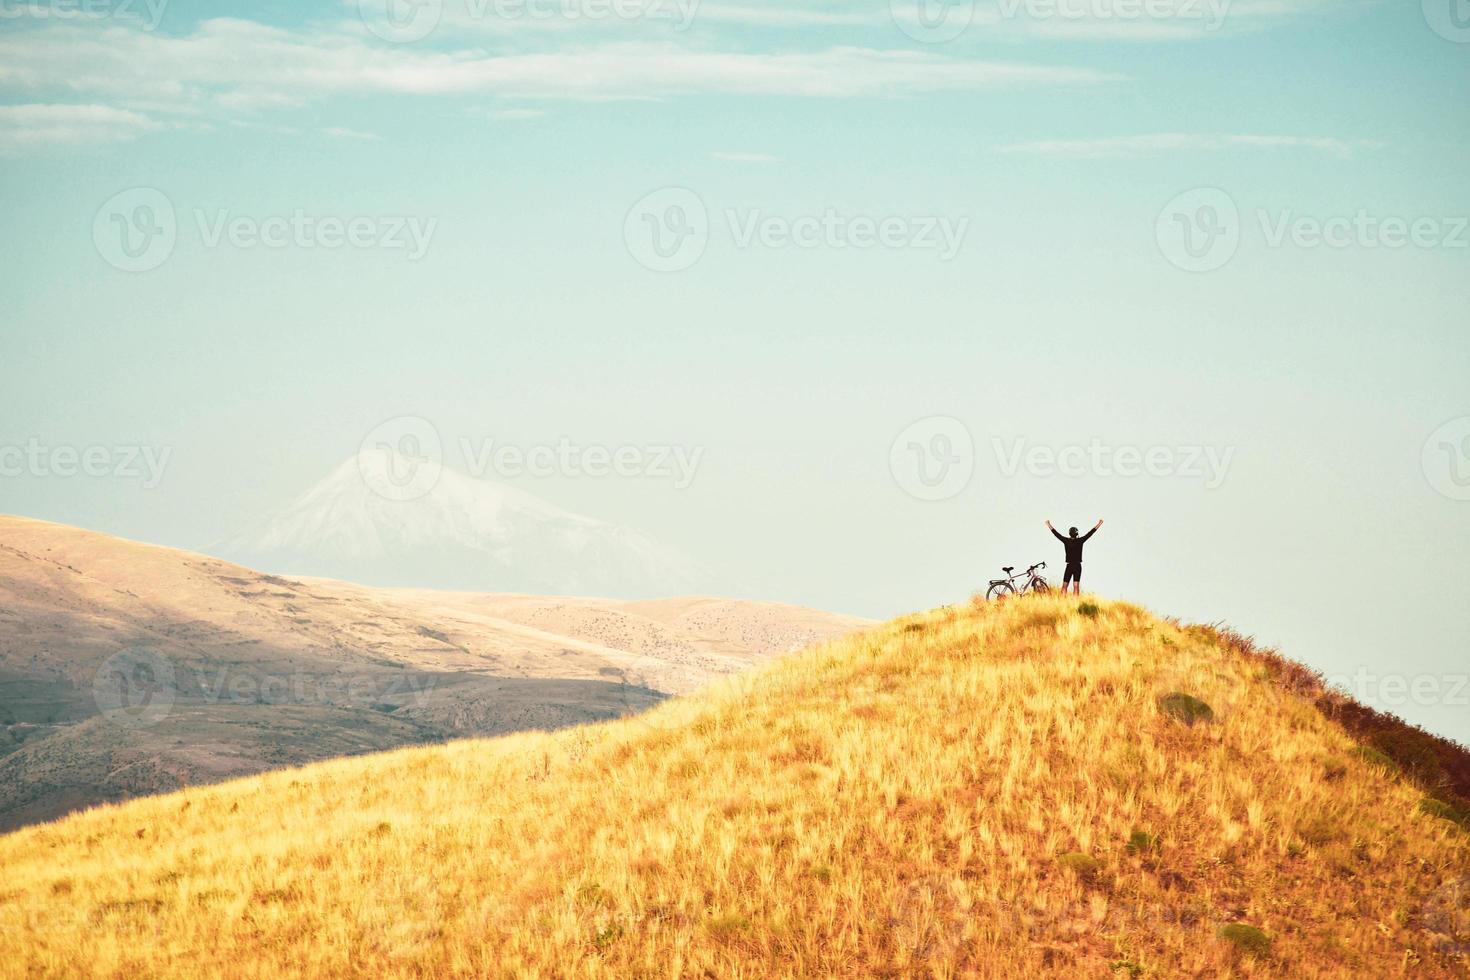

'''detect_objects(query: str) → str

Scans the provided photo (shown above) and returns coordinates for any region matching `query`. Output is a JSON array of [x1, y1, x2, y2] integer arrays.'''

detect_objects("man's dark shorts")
[[1063, 562, 1082, 586]]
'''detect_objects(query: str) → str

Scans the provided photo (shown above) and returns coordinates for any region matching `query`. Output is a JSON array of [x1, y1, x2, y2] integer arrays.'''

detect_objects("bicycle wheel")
[[1029, 577, 1049, 594], [986, 582, 1016, 602]]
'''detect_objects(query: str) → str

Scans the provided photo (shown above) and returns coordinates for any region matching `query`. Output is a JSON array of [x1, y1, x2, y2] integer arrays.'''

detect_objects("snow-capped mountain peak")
[[212, 452, 704, 597]]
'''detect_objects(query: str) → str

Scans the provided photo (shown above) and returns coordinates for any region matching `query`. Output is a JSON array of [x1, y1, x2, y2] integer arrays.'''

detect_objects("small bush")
[[1078, 602, 1101, 619], [1108, 961, 1143, 978], [1218, 923, 1272, 958], [1370, 730, 1443, 781], [1418, 797, 1470, 831], [1158, 693, 1214, 727], [1057, 852, 1101, 881], [1297, 814, 1339, 847], [1350, 745, 1396, 772], [707, 913, 752, 938], [1126, 830, 1160, 854]]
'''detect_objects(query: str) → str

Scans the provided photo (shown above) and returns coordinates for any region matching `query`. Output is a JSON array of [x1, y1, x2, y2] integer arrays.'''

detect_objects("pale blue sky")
[[1, 0, 1468, 738]]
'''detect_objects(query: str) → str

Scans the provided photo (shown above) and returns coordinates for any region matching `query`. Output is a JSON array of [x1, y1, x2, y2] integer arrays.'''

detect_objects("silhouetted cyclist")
[[1046, 519, 1103, 595]]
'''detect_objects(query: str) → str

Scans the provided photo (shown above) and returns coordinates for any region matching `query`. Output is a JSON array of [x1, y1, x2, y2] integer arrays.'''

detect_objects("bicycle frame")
[[988, 562, 1048, 596]]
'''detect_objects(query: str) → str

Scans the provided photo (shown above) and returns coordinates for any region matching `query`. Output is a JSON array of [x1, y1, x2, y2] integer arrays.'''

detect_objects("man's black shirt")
[[1052, 527, 1096, 563]]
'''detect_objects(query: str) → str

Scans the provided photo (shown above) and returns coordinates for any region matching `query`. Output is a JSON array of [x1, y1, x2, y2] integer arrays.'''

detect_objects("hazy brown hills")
[[0, 515, 870, 831]]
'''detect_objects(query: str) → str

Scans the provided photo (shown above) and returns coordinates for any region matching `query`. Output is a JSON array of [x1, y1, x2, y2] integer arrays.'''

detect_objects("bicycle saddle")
[[1002, 566, 1015, 573]]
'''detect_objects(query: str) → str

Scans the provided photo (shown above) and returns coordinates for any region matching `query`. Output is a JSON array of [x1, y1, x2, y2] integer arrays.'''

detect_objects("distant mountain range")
[[211, 452, 708, 597]]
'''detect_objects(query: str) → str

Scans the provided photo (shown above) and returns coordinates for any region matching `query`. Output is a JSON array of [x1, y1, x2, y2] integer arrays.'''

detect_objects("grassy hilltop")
[[2, 595, 1467, 978]]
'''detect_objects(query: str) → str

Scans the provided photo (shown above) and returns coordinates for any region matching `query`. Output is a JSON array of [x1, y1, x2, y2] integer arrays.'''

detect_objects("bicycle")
[[985, 562, 1049, 601]]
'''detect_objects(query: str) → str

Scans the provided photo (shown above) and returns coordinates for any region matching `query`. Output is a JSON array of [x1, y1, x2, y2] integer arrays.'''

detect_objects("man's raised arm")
[[1045, 520, 1065, 542], [1081, 519, 1103, 542]]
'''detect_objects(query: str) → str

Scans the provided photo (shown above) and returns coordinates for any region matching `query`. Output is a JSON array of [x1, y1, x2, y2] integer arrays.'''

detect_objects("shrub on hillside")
[[1158, 693, 1214, 727], [1419, 797, 1470, 831], [1218, 923, 1272, 958], [1350, 745, 1397, 773], [1057, 852, 1101, 882]]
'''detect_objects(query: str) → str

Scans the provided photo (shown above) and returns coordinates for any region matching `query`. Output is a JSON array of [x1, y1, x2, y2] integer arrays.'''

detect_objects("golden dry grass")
[[2, 594, 1467, 978]]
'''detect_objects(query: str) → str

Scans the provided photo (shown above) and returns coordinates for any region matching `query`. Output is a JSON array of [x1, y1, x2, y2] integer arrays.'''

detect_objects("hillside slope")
[[2, 596, 1468, 978], [0, 515, 868, 830]]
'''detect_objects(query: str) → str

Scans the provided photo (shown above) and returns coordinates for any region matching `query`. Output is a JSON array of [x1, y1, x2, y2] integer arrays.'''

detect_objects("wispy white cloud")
[[995, 133, 1382, 158], [490, 108, 546, 119], [0, 103, 155, 151], [322, 126, 383, 140], [0, 18, 1118, 114], [690, 4, 887, 28], [693, 0, 1373, 43], [712, 150, 780, 163]]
